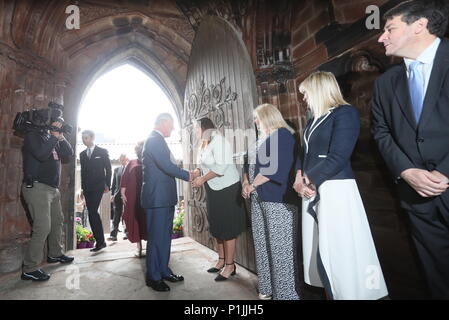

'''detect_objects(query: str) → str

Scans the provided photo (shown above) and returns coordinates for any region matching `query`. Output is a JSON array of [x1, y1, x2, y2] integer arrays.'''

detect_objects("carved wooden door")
[[182, 15, 258, 271]]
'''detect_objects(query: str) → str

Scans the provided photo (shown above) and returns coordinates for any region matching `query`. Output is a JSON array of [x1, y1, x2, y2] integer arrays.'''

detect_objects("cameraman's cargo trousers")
[[22, 182, 64, 273]]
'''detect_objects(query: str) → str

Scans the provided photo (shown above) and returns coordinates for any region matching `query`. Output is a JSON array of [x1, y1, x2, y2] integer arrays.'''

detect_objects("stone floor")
[[0, 237, 261, 300]]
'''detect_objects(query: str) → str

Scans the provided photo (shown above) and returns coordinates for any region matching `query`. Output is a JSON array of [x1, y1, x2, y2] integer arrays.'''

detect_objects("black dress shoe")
[[21, 269, 51, 281], [107, 236, 117, 241], [47, 255, 74, 264], [146, 279, 170, 292], [90, 242, 106, 252], [163, 274, 184, 282]]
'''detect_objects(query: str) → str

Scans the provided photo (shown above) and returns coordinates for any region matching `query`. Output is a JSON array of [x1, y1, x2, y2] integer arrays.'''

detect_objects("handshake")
[[188, 168, 204, 188]]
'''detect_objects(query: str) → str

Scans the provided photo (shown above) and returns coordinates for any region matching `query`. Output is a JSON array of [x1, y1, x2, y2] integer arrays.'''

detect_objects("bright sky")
[[77, 64, 182, 160]]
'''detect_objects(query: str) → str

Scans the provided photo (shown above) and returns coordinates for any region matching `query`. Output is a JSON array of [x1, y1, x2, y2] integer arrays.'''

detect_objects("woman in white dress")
[[293, 71, 388, 300]]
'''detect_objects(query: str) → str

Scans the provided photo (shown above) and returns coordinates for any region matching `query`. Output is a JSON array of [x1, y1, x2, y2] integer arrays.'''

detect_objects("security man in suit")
[[80, 130, 112, 252], [372, 0, 449, 298], [141, 113, 194, 292], [108, 153, 129, 241]]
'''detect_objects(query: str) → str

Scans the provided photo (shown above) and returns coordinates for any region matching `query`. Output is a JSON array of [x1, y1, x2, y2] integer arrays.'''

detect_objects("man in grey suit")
[[372, 0, 449, 298], [141, 113, 196, 292]]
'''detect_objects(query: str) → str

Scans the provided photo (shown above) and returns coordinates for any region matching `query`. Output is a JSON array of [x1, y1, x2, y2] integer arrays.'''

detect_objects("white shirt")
[[86, 145, 96, 157], [404, 37, 441, 96], [199, 131, 240, 191]]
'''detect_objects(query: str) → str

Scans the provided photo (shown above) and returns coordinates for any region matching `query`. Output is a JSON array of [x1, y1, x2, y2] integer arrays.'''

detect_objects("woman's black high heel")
[[207, 257, 225, 273], [214, 263, 236, 281]]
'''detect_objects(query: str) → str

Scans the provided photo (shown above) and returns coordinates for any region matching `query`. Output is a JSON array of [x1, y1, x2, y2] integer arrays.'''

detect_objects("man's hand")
[[191, 176, 205, 188], [110, 195, 115, 203], [50, 121, 63, 139], [431, 170, 449, 185], [401, 168, 449, 197], [190, 169, 201, 181]]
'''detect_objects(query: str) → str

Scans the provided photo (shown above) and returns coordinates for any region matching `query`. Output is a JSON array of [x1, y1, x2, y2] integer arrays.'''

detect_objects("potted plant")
[[75, 217, 95, 249], [172, 206, 184, 239]]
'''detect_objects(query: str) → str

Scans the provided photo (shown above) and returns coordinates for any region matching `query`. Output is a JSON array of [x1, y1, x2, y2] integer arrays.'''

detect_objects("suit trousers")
[[22, 183, 64, 273], [110, 196, 123, 237], [406, 195, 449, 299], [84, 190, 105, 246], [145, 206, 175, 281]]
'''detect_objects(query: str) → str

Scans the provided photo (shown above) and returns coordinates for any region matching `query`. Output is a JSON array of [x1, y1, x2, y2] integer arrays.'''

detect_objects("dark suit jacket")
[[141, 131, 190, 209], [111, 166, 125, 199], [80, 146, 112, 192], [296, 105, 360, 188], [372, 38, 449, 207]]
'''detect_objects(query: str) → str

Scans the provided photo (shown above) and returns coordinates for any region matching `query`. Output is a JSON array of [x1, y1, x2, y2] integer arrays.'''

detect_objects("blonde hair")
[[253, 104, 295, 135], [298, 71, 348, 118]]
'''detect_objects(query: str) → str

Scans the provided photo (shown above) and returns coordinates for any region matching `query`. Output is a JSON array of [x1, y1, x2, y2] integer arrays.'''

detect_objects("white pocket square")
[[318, 155, 327, 158], [95, 156, 101, 159]]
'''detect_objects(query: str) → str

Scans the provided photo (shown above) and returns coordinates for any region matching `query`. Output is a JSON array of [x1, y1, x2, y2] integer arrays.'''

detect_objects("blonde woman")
[[242, 104, 300, 300], [191, 117, 246, 281], [293, 71, 388, 300]]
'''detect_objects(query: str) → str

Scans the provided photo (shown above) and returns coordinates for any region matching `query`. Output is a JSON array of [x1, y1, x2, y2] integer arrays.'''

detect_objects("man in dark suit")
[[80, 130, 112, 252], [141, 113, 194, 292], [372, 0, 449, 298], [108, 153, 129, 241]]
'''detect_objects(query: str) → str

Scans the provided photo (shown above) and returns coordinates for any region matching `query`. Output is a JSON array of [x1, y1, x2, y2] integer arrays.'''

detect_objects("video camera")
[[13, 102, 73, 134]]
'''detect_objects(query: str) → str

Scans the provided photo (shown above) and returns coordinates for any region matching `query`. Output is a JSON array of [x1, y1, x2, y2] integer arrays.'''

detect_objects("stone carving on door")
[[183, 75, 238, 129]]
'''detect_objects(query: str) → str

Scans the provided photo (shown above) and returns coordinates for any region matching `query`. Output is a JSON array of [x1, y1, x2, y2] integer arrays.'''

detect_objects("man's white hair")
[[154, 113, 174, 126]]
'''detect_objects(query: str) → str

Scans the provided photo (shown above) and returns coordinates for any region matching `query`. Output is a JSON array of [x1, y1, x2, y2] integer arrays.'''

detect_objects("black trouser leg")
[[110, 197, 123, 237], [407, 197, 449, 299], [84, 190, 105, 246]]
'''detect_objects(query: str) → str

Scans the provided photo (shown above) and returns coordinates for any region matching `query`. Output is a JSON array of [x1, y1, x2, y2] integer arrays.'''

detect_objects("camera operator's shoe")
[[21, 269, 50, 281], [47, 255, 74, 264]]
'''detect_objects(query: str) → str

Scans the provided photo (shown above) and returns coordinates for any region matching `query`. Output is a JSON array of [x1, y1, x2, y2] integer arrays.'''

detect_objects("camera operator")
[[21, 120, 75, 282]]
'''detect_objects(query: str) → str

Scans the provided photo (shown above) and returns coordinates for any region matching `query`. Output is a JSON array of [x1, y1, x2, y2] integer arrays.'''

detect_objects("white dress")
[[302, 179, 389, 300]]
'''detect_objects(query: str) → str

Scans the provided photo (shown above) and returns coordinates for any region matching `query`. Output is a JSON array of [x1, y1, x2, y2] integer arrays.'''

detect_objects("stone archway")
[[62, 46, 187, 250], [0, 2, 195, 274]]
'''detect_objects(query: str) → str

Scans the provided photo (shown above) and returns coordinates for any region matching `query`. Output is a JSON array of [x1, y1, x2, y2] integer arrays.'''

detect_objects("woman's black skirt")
[[204, 181, 247, 240]]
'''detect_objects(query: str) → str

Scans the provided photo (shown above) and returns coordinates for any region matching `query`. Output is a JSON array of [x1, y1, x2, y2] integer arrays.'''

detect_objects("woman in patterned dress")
[[242, 103, 300, 300]]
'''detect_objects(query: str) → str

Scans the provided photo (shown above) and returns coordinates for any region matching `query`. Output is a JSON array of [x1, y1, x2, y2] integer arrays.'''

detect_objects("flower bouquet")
[[75, 217, 95, 249], [172, 206, 185, 239]]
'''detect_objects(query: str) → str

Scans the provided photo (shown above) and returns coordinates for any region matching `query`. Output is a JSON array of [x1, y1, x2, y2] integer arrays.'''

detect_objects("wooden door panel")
[[182, 16, 257, 271]]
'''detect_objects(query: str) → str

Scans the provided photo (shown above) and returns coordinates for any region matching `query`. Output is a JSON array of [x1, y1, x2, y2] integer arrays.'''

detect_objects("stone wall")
[[0, 40, 73, 273]]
